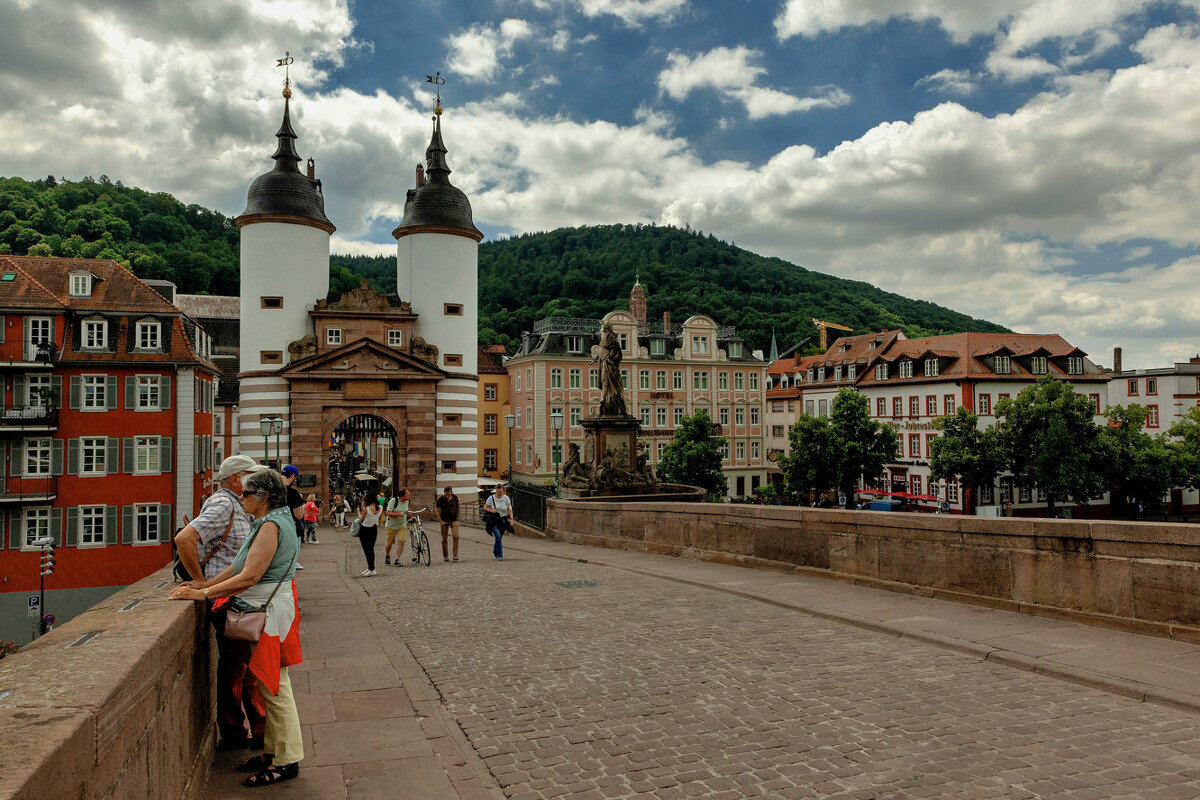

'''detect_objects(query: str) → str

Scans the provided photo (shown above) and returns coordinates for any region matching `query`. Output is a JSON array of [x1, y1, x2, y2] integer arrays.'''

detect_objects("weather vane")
[[277, 51, 294, 97], [425, 71, 445, 115]]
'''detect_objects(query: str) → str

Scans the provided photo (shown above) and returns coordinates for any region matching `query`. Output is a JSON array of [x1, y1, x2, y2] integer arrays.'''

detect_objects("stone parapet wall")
[[0, 566, 214, 800], [546, 501, 1200, 640]]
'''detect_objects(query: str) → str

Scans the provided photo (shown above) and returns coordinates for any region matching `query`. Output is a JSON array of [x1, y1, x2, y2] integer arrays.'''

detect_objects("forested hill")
[[0, 177, 1006, 355]]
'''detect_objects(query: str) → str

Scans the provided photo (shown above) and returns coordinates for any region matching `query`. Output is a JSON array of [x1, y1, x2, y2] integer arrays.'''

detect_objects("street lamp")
[[271, 418, 283, 468], [258, 417, 273, 467], [504, 413, 516, 482], [550, 410, 564, 489]]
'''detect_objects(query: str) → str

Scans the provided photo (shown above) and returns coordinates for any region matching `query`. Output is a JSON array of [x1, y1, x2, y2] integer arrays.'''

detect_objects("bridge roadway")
[[203, 522, 1200, 799]]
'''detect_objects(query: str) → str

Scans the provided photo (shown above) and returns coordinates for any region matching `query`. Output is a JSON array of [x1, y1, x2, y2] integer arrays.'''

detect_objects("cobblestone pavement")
[[364, 537, 1200, 799]]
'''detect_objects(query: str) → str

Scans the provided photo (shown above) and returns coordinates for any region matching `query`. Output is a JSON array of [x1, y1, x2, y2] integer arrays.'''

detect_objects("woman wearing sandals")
[[170, 468, 304, 787], [356, 494, 383, 576]]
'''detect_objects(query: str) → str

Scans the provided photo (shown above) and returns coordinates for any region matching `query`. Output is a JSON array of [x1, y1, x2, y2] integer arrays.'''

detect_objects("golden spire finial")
[[426, 71, 445, 116], [276, 51, 294, 99]]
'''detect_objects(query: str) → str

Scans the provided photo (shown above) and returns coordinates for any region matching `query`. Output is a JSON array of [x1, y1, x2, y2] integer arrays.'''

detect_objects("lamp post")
[[271, 418, 283, 469], [550, 410, 564, 490], [504, 413, 516, 482], [258, 418, 273, 467]]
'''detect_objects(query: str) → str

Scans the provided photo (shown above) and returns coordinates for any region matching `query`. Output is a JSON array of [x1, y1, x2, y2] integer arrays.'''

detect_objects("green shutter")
[[158, 504, 172, 543], [106, 375, 117, 410], [9, 510, 21, 549], [123, 438, 134, 474], [52, 376, 62, 410], [13, 376, 25, 409], [69, 376, 81, 409], [160, 437, 172, 474], [125, 376, 136, 409], [122, 505, 134, 544], [66, 507, 78, 546], [11, 440, 22, 477], [161, 376, 171, 410], [105, 506, 118, 545], [67, 439, 80, 476], [50, 508, 62, 545], [51, 440, 63, 476], [106, 438, 119, 475]]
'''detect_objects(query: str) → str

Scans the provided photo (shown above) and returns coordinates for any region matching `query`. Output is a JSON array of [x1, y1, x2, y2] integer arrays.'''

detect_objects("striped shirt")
[[193, 487, 252, 579]]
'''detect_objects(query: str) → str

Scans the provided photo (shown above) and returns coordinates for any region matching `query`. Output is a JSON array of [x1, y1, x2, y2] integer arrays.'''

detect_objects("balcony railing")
[[0, 337, 55, 365], [0, 475, 58, 502], [0, 405, 58, 431], [532, 317, 736, 339]]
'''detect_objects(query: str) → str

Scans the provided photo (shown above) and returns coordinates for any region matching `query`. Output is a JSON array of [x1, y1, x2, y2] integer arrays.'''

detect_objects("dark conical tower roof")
[[393, 113, 481, 241], [236, 91, 335, 233]]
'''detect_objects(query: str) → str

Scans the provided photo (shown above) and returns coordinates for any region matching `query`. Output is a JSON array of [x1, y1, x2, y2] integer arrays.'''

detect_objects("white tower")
[[234, 86, 335, 463], [393, 107, 482, 496]]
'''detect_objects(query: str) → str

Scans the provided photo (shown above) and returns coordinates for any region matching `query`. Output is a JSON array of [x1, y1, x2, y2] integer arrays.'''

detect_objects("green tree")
[[1169, 406, 1200, 490], [996, 375, 1105, 514], [1097, 404, 1179, 517], [778, 414, 839, 502], [929, 408, 1005, 514], [828, 388, 899, 503], [658, 410, 727, 499]]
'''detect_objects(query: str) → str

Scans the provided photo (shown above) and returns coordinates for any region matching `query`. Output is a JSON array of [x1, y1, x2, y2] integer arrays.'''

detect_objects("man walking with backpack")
[[384, 487, 410, 566]]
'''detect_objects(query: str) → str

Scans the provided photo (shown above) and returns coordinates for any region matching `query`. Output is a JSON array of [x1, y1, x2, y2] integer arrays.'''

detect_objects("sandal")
[[244, 762, 299, 787], [237, 753, 273, 772]]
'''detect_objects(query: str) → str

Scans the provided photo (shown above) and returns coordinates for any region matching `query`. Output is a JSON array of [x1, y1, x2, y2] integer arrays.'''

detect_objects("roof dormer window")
[[728, 341, 742, 358], [69, 273, 93, 298], [82, 318, 107, 350], [136, 319, 161, 351], [994, 355, 1011, 374]]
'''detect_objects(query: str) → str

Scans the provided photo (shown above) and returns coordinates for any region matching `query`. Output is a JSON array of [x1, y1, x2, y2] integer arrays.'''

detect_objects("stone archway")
[[327, 413, 401, 500]]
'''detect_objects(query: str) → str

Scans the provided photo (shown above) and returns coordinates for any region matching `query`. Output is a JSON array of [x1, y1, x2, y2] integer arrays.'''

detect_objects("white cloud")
[[914, 68, 978, 95], [447, 19, 534, 83], [527, 0, 689, 24], [657, 46, 850, 119]]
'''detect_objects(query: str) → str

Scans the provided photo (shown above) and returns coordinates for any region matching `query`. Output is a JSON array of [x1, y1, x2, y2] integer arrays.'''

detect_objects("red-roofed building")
[[0, 256, 217, 644]]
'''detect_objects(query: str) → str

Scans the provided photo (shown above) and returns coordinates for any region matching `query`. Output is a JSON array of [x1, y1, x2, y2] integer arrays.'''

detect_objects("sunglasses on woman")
[[241, 490, 265, 499]]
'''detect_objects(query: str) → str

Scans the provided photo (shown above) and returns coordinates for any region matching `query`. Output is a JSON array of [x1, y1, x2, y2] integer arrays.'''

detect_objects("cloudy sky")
[[3, 0, 1200, 368]]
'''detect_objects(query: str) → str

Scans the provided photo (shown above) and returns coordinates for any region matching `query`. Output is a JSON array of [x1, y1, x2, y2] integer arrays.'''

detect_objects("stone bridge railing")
[[546, 501, 1200, 641], [0, 566, 213, 800]]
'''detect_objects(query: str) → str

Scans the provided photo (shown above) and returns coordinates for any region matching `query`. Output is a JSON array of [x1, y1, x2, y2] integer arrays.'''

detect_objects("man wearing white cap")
[[175, 454, 267, 750]]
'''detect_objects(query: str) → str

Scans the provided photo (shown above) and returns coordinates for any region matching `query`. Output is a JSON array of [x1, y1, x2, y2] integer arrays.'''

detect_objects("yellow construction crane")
[[812, 319, 853, 350]]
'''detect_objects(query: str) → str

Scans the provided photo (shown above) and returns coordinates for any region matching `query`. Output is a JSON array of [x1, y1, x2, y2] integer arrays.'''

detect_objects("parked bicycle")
[[408, 508, 431, 566]]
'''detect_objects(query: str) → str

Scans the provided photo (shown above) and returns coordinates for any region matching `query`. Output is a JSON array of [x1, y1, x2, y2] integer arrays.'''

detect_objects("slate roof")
[[394, 115, 481, 238], [236, 97, 334, 231]]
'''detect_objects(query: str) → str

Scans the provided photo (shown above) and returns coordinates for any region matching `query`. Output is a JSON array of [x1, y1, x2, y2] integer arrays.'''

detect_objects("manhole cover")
[[554, 580, 599, 589]]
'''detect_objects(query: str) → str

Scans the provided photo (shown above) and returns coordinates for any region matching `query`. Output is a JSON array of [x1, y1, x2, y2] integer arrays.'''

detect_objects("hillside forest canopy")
[[0, 176, 1006, 355]]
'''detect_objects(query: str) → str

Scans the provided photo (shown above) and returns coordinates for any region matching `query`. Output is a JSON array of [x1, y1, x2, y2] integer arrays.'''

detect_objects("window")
[[551, 368, 563, 388], [1067, 357, 1084, 375], [442, 460, 458, 472], [83, 375, 107, 409], [772, 401, 783, 412], [69, 273, 92, 297], [911, 475, 923, 496], [926, 434, 938, 459], [134, 375, 161, 410], [892, 397, 903, 417], [621, 370, 629, 388], [25, 438, 52, 475], [807, 369, 815, 383], [136, 320, 161, 350], [693, 371, 709, 390], [515, 408, 523, 427], [924, 359, 939, 377], [566, 335, 584, 353], [81, 437, 107, 474], [22, 508, 50, 548], [818, 368, 826, 382], [909, 396, 920, 417], [927, 395, 938, 416], [135, 436, 161, 474], [526, 443, 533, 465], [526, 369, 532, 390], [484, 450, 498, 471], [751, 441, 760, 460], [657, 441, 666, 459], [83, 319, 107, 349], [641, 407, 651, 426], [728, 342, 743, 358], [515, 371, 522, 392], [909, 434, 921, 458], [818, 399, 828, 417], [978, 394, 991, 415], [772, 425, 785, 437], [1089, 394, 1100, 415], [980, 484, 994, 505], [994, 356, 1011, 374], [26, 374, 51, 407], [845, 366, 855, 381], [674, 407, 685, 425], [750, 406, 759, 425], [736, 441, 745, 460], [947, 480, 959, 502], [999, 481, 1012, 503], [619, 333, 629, 352], [1030, 356, 1047, 374], [720, 441, 730, 459], [485, 383, 498, 401], [485, 415, 498, 434], [260, 297, 283, 309], [444, 354, 462, 367], [1127, 379, 1139, 396], [876, 398, 887, 417], [657, 407, 667, 426], [570, 368, 582, 389], [673, 371, 684, 390], [875, 363, 888, 380], [526, 406, 533, 427], [1148, 405, 1159, 427], [656, 370, 667, 389], [736, 372, 746, 390], [944, 394, 955, 416], [388, 330, 403, 347], [1147, 379, 1157, 395], [570, 407, 581, 426], [806, 400, 815, 417], [1019, 485, 1031, 503], [640, 370, 651, 390], [650, 339, 666, 356], [260, 351, 282, 364], [134, 504, 160, 544], [326, 328, 342, 346], [515, 442, 522, 464], [899, 361, 913, 379], [692, 336, 709, 355], [834, 366, 842, 381], [735, 407, 745, 425], [589, 369, 600, 389], [718, 372, 729, 390], [80, 505, 106, 545], [444, 303, 463, 316]]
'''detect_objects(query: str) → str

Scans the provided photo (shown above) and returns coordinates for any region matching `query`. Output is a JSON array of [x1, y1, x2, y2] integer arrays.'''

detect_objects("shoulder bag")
[[225, 528, 299, 643], [348, 517, 362, 538], [173, 511, 234, 583]]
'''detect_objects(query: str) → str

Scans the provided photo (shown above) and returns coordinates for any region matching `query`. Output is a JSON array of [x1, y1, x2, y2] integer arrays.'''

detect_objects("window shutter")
[[0, 315, 5, 344], [158, 505, 172, 543], [66, 507, 79, 546], [123, 438, 134, 474], [125, 376, 136, 409], [162, 376, 171, 410], [160, 437, 172, 473], [11, 440, 21, 477], [52, 376, 62, 409], [69, 376, 81, 409], [50, 508, 62, 545], [67, 439, 80, 476], [106, 375, 117, 410], [51, 439, 63, 476], [122, 505, 134, 544], [13, 375, 25, 408], [9, 510, 22, 549], [105, 506, 118, 545], [107, 438, 119, 475]]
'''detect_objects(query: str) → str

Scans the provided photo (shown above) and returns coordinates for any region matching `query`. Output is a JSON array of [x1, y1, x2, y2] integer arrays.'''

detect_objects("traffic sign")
[[27, 596, 39, 609], [42, 614, 55, 627]]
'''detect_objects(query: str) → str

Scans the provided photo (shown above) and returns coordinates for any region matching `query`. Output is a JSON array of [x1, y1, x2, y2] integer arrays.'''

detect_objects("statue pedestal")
[[581, 415, 640, 477]]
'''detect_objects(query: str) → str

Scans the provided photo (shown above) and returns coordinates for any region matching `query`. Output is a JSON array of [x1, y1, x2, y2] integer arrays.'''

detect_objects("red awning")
[[857, 489, 889, 496], [911, 494, 941, 501]]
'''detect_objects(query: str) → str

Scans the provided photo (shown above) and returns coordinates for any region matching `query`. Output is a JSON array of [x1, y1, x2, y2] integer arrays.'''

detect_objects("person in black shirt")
[[281, 464, 306, 570]]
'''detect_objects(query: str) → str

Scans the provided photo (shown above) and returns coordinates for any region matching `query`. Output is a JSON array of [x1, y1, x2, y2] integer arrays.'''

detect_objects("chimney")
[[416, 164, 425, 187], [1113, 347, 1123, 374], [307, 158, 315, 180], [663, 311, 670, 332]]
